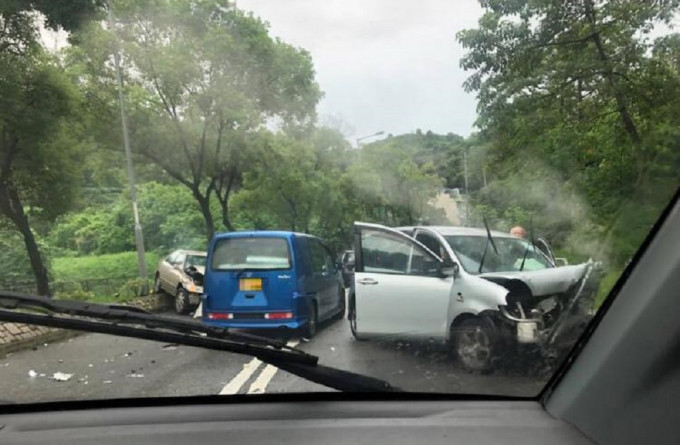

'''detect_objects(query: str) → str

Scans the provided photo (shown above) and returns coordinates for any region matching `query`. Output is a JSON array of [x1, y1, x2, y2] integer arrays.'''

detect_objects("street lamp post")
[[355, 131, 385, 149], [108, 8, 148, 283]]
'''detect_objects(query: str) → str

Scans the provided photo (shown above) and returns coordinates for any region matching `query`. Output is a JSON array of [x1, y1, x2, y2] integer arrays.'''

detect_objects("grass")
[[593, 268, 623, 309], [51, 251, 160, 302], [52, 251, 160, 282]]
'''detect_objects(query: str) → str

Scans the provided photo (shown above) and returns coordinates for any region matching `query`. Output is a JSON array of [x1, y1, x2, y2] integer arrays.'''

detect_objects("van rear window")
[[211, 237, 292, 271]]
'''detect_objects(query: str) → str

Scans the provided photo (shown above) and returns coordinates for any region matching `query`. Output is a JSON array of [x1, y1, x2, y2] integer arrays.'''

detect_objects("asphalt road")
[[0, 310, 548, 404]]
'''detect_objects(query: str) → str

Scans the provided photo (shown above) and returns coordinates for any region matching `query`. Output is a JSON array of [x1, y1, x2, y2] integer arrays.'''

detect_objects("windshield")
[[211, 238, 291, 271], [186, 255, 206, 268], [445, 236, 553, 274], [0, 0, 678, 405]]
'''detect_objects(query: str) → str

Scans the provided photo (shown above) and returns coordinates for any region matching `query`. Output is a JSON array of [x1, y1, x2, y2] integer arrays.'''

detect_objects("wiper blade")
[[0, 292, 289, 351], [478, 216, 499, 273], [519, 219, 535, 272], [0, 292, 399, 393]]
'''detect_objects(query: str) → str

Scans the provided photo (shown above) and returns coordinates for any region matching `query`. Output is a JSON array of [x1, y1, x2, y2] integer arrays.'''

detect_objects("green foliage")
[[458, 0, 680, 268], [48, 182, 206, 254], [1, 0, 105, 32], [68, 0, 322, 241], [116, 277, 152, 302], [52, 251, 159, 282], [53, 282, 94, 301], [0, 228, 52, 286]]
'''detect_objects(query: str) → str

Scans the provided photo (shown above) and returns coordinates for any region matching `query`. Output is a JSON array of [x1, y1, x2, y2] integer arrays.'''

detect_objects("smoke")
[[472, 160, 612, 266]]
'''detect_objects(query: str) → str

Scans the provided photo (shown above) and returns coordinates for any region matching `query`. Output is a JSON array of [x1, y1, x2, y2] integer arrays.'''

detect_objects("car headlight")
[[186, 282, 197, 293]]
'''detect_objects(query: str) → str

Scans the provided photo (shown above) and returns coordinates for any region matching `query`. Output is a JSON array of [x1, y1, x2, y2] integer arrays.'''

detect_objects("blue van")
[[202, 231, 345, 337]]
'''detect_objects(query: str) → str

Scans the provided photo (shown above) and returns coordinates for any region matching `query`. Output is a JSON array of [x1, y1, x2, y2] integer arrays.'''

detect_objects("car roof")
[[176, 249, 206, 256], [212, 230, 317, 240], [396, 225, 516, 239]]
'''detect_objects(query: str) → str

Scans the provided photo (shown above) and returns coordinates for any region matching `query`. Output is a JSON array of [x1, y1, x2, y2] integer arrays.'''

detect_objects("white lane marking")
[[219, 357, 262, 395], [247, 340, 299, 394]]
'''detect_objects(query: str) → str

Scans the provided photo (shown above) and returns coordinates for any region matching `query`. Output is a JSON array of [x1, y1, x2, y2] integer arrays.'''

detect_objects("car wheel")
[[303, 300, 318, 339], [175, 287, 190, 315], [451, 317, 497, 373], [348, 294, 365, 341], [153, 274, 163, 294], [332, 287, 346, 321]]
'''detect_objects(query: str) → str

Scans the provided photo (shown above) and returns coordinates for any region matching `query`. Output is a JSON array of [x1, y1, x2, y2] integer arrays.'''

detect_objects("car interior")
[[0, 191, 677, 445]]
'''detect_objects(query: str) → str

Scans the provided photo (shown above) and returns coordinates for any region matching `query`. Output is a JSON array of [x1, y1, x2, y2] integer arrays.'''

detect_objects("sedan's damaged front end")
[[481, 261, 600, 354]]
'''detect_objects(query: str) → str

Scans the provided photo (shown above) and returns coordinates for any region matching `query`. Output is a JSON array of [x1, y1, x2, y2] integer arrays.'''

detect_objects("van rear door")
[[204, 236, 296, 316]]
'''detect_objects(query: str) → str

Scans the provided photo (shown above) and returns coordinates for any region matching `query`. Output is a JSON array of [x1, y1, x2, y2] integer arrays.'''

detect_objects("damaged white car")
[[348, 223, 600, 372]]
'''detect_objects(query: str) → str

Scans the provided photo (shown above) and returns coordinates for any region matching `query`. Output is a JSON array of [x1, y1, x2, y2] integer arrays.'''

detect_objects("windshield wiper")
[[0, 292, 399, 393], [519, 220, 535, 272], [478, 216, 499, 273]]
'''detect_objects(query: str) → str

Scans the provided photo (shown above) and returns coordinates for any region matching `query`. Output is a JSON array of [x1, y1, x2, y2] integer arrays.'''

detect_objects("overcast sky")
[[237, 0, 484, 141]]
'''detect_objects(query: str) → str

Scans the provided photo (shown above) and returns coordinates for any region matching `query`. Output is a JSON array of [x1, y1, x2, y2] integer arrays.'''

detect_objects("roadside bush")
[[54, 282, 94, 301], [116, 278, 152, 302]]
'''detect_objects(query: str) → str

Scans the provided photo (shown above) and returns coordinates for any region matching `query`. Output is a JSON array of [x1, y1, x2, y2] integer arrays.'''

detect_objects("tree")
[[0, 47, 82, 295], [71, 0, 321, 242], [1, 0, 105, 32], [458, 0, 680, 266]]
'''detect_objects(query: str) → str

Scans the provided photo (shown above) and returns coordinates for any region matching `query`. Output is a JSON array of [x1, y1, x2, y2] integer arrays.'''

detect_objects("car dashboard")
[[0, 399, 593, 445]]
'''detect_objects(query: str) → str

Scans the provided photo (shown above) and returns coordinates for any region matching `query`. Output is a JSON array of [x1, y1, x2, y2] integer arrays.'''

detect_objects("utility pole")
[[108, 8, 147, 282], [463, 150, 469, 227]]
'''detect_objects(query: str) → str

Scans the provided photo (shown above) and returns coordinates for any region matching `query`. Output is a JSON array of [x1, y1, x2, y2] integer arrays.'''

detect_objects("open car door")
[[351, 222, 453, 338]]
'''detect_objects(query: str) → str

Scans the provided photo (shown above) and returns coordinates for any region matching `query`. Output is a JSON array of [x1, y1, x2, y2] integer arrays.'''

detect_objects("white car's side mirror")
[[441, 262, 459, 278]]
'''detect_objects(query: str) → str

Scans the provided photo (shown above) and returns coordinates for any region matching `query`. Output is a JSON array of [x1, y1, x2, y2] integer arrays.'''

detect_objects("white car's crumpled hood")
[[480, 263, 589, 297]]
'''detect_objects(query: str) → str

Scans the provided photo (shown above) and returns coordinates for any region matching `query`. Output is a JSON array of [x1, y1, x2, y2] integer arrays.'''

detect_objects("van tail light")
[[265, 312, 293, 320], [207, 313, 233, 320]]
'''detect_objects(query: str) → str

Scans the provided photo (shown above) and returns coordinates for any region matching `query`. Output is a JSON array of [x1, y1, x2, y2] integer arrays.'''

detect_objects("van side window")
[[310, 240, 334, 274]]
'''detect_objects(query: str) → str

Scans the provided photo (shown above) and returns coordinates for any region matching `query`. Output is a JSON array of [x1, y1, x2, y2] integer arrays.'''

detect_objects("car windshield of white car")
[[445, 235, 553, 274]]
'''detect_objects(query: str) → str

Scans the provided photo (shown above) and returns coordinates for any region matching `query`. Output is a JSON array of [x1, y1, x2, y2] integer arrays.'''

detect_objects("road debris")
[[127, 373, 145, 378], [51, 372, 74, 382], [162, 344, 178, 350], [300, 337, 310, 343], [28, 370, 37, 378], [103, 380, 112, 384], [88, 364, 93, 368], [330, 346, 336, 351]]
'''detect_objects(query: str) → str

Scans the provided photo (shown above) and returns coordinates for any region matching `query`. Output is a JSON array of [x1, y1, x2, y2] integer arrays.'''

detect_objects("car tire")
[[303, 300, 318, 339], [332, 287, 346, 321], [154, 274, 163, 294], [348, 294, 365, 341], [175, 287, 190, 315], [451, 317, 498, 373]]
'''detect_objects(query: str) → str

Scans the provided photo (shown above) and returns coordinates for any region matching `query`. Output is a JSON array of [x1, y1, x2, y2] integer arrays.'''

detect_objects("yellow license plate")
[[239, 278, 262, 291]]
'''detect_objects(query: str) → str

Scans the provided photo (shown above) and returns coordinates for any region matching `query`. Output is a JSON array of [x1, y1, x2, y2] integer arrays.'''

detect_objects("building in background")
[[429, 188, 466, 226]]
